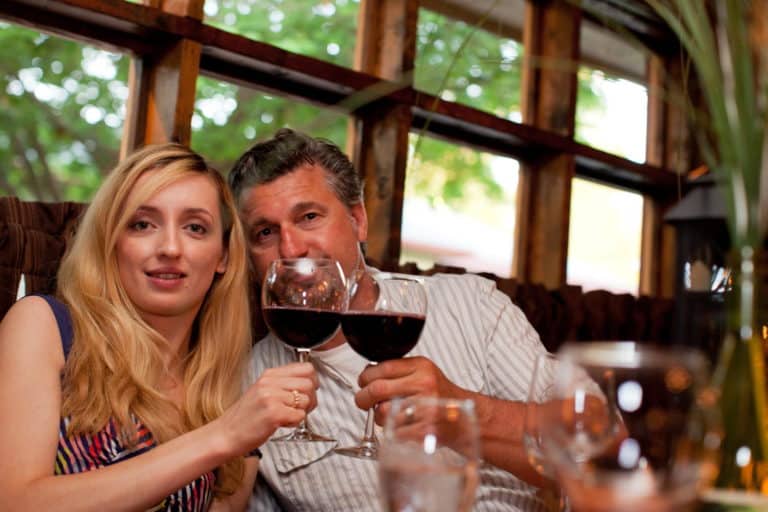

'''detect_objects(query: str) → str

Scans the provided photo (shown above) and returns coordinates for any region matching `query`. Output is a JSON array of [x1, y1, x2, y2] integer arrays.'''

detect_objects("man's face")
[[238, 163, 367, 285]]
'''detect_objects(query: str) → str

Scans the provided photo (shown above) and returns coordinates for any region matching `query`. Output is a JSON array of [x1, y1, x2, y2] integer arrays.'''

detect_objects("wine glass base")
[[334, 442, 378, 459], [273, 430, 336, 443]]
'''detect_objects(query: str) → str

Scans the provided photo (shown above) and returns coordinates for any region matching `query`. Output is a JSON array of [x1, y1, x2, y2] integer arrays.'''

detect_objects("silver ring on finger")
[[404, 405, 416, 425]]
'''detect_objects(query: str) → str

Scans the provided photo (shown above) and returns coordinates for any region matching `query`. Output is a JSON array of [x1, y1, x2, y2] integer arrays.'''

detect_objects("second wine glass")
[[334, 272, 427, 459], [262, 257, 348, 442]]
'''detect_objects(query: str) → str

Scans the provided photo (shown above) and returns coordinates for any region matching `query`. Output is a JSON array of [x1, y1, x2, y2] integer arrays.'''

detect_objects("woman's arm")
[[208, 457, 260, 512], [0, 297, 314, 512]]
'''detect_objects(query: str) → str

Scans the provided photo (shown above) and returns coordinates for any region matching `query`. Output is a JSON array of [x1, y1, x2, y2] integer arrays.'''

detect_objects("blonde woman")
[[0, 144, 317, 511]]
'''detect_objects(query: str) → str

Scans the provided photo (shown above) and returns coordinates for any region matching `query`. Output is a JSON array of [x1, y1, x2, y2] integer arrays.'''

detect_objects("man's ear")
[[216, 248, 229, 274], [349, 203, 368, 242]]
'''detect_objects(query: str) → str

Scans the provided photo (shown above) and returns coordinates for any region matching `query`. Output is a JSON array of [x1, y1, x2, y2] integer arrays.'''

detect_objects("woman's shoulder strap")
[[36, 295, 73, 359]]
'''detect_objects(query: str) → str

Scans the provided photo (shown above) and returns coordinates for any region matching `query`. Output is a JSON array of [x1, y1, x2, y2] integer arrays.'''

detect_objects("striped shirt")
[[248, 272, 551, 512]]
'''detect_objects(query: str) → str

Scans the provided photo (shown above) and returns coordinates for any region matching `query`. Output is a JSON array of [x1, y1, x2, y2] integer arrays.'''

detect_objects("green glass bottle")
[[701, 246, 768, 511]]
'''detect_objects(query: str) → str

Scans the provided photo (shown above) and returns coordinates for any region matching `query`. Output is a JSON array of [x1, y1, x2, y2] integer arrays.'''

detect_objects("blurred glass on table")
[[539, 342, 721, 512], [524, 351, 569, 510], [380, 397, 480, 512]]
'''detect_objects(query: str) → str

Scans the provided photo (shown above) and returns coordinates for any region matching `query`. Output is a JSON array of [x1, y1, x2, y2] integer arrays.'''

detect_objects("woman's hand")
[[215, 362, 319, 457]]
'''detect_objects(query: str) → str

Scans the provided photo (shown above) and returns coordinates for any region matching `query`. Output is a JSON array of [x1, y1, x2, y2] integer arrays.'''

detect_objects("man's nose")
[[278, 227, 308, 259]]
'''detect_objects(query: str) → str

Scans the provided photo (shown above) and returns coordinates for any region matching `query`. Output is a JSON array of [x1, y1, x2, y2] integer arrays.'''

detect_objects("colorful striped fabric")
[[39, 295, 216, 511], [55, 415, 215, 511]]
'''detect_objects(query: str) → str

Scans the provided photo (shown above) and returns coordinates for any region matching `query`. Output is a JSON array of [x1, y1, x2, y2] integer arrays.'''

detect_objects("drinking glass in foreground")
[[380, 396, 479, 512], [523, 351, 568, 511], [539, 342, 721, 512]]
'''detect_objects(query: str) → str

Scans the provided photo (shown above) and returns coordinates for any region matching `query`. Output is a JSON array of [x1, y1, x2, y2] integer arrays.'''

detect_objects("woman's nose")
[[158, 227, 181, 257]]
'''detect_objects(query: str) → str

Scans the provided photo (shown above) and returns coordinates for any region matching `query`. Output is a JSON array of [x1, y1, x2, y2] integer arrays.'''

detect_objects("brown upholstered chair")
[[0, 197, 85, 320]]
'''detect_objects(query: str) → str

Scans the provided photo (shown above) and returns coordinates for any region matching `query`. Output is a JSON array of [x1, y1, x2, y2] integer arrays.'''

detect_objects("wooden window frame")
[[0, 0, 687, 296]]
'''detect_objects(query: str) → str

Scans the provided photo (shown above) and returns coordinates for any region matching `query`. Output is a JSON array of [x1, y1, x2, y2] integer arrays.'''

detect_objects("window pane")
[[567, 178, 643, 295], [401, 133, 519, 277], [575, 66, 648, 163], [191, 75, 348, 174], [415, 7, 523, 121], [203, 0, 359, 68], [0, 23, 128, 201]]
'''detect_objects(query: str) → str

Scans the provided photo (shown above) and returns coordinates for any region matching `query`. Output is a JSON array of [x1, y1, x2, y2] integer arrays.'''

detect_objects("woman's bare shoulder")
[[0, 296, 66, 370]]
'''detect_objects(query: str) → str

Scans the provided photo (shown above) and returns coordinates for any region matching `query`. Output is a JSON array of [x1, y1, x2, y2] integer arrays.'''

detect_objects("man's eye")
[[253, 227, 273, 243], [304, 212, 318, 221]]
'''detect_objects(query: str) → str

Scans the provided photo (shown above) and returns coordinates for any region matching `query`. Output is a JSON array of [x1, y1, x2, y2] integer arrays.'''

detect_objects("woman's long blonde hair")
[[57, 143, 251, 495]]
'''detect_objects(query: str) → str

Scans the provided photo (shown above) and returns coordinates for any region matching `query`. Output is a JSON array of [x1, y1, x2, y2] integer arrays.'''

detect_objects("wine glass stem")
[[361, 361, 378, 448], [295, 348, 312, 435], [361, 407, 377, 447], [297, 348, 311, 364]]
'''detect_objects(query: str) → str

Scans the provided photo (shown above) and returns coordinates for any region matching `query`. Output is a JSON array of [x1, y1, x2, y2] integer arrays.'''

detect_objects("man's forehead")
[[239, 168, 338, 215], [244, 198, 324, 218]]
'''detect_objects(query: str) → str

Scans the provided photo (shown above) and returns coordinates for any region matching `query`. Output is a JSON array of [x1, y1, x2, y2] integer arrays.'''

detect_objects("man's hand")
[[355, 355, 547, 486], [355, 356, 470, 426]]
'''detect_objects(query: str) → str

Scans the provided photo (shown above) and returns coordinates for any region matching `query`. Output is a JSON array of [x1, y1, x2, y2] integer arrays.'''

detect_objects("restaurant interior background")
[[0, 0, 727, 353]]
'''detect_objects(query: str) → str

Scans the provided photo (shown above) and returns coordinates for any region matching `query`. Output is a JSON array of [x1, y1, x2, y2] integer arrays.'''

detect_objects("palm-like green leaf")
[[648, 0, 766, 246]]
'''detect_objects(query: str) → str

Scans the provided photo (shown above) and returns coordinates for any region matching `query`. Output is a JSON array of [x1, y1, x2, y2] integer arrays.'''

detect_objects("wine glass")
[[539, 342, 721, 512], [334, 272, 427, 459], [379, 396, 480, 512], [523, 351, 568, 511], [262, 257, 348, 442]]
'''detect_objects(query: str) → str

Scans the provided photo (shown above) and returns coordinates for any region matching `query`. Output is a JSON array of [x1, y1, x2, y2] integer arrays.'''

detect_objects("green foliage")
[[203, 0, 359, 68], [0, 23, 126, 201], [0, 2, 613, 214], [411, 8, 605, 207], [415, 9, 523, 121], [410, 9, 521, 207], [190, 76, 348, 174]]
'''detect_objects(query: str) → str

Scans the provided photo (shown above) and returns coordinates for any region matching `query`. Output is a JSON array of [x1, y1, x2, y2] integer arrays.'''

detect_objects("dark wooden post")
[[516, 0, 580, 288], [120, 0, 203, 157], [349, 0, 418, 268], [642, 55, 691, 298]]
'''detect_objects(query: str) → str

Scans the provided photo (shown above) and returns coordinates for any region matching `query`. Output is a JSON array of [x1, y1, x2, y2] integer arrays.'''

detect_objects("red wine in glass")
[[263, 306, 342, 350], [335, 273, 427, 459], [342, 311, 425, 362], [262, 258, 347, 442]]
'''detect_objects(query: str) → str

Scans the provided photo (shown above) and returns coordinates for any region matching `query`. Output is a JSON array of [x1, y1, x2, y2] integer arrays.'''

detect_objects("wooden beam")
[[0, 0, 681, 199], [351, 0, 418, 268], [516, 0, 580, 288], [159, 0, 203, 18], [121, 0, 203, 150], [641, 54, 687, 297]]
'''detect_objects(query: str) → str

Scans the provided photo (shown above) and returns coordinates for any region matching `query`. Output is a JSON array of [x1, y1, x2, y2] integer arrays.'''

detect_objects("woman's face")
[[115, 171, 228, 326]]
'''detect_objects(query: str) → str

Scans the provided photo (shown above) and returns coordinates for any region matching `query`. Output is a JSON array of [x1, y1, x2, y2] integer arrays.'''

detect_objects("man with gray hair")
[[229, 128, 553, 511]]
